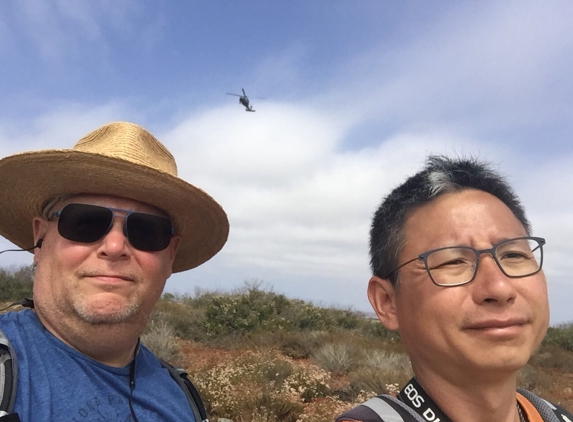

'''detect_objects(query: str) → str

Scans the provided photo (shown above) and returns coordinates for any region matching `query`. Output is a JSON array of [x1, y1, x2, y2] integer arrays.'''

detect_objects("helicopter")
[[227, 88, 255, 112]]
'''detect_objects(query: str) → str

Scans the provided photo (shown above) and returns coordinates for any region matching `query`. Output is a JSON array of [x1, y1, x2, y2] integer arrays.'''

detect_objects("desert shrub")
[[296, 392, 376, 422], [0, 265, 34, 302], [151, 299, 207, 341], [177, 287, 226, 309], [348, 350, 412, 394], [153, 286, 369, 349], [280, 302, 328, 331], [193, 283, 366, 338], [360, 319, 401, 342], [189, 350, 330, 421], [328, 309, 362, 330], [275, 332, 314, 359], [281, 301, 362, 331], [202, 287, 292, 336], [311, 342, 362, 373], [295, 397, 350, 422], [530, 343, 573, 373], [161, 292, 176, 301], [248, 330, 320, 360], [543, 323, 573, 352], [281, 299, 364, 331], [517, 364, 540, 390], [141, 318, 181, 364]]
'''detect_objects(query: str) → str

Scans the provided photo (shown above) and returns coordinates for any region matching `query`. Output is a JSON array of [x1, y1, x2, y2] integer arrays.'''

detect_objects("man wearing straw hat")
[[0, 122, 228, 421]]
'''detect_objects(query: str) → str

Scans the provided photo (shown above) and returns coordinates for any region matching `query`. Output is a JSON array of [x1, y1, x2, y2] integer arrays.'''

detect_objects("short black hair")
[[369, 155, 530, 285]]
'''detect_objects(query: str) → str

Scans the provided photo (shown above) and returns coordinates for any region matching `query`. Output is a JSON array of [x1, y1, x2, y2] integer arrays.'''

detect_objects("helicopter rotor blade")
[[242, 88, 247, 96], [226, 93, 241, 96]]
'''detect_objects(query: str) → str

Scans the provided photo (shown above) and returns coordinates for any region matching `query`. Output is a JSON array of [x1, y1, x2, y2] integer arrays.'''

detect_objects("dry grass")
[[348, 349, 413, 395], [141, 318, 182, 364], [311, 342, 362, 373]]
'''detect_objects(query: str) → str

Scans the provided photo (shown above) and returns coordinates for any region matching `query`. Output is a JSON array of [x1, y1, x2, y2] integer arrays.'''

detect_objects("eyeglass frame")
[[383, 236, 546, 287]]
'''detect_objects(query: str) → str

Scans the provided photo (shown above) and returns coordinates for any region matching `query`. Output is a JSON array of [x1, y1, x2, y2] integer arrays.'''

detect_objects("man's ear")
[[32, 216, 49, 263], [368, 276, 400, 331]]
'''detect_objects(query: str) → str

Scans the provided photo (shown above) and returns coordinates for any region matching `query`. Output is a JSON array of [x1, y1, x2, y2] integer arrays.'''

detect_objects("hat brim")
[[0, 149, 229, 273]]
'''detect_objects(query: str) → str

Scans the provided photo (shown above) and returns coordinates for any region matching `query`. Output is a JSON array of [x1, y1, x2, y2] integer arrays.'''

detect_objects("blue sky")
[[1, 1, 572, 324]]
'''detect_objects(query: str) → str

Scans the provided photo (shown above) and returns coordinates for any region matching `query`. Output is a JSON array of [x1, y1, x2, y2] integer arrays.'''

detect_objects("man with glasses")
[[0, 122, 228, 421], [337, 156, 572, 422]]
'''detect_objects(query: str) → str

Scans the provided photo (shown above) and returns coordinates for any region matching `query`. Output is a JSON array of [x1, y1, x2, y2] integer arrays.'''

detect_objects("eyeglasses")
[[49, 203, 175, 252], [385, 236, 545, 287]]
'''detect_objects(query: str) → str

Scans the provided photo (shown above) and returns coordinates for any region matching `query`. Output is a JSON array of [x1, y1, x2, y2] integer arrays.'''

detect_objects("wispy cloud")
[[1, 0, 147, 61]]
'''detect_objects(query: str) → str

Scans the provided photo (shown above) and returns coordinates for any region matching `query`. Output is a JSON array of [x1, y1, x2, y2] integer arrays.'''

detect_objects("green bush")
[[0, 266, 34, 302], [282, 301, 361, 331], [360, 319, 401, 342], [247, 329, 320, 359], [200, 284, 366, 338], [543, 323, 573, 351], [203, 288, 291, 336], [151, 300, 207, 341], [530, 343, 573, 373]]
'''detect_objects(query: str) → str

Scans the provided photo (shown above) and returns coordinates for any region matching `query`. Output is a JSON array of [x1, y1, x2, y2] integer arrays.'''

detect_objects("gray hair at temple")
[[369, 155, 531, 286]]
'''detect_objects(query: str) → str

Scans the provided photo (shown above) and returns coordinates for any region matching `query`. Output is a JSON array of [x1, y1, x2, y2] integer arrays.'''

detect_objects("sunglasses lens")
[[126, 213, 173, 252], [58, 204, 113, 243]]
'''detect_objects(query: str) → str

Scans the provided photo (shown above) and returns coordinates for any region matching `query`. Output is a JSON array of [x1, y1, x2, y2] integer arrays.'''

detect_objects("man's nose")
[[472, 254, 517, 304], [98, 218, 130, 257]]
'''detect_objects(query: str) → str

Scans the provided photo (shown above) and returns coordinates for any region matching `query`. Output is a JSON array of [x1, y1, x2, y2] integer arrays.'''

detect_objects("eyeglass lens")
[[425, 238, 543, 286], [56, 203, 173, 252]]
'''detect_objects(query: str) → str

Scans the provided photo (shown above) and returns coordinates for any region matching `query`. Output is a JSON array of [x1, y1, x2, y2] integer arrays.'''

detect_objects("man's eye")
[[443, 259, 466, 265], [432, 259, 469, 269], [500, 251, 530, 260]]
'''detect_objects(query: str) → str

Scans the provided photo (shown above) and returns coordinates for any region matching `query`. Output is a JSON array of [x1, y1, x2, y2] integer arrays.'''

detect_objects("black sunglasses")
[[49, 203, 175, 252]]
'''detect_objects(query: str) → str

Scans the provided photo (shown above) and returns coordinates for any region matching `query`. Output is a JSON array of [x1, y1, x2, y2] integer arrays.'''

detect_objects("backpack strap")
[[160, 359, 208, 422], [517, 389, 573, 422], [336, 395, 424, 422], [0, 328, 20, 421]]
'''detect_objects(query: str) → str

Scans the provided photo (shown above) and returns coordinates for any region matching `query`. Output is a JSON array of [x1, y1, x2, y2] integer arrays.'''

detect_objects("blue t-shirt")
[[0, 310, 196, 421]]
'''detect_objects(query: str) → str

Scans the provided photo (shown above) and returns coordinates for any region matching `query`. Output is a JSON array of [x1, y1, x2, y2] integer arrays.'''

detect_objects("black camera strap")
[[398, 377, 452, 422], [339, 376, 573, 422]]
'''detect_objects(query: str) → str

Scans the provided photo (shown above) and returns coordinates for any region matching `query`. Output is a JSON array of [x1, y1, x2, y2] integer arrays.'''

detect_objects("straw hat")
[[0, 121, 229, 273]]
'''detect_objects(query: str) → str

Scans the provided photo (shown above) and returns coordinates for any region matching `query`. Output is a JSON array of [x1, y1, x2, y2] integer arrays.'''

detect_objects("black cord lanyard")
[[398, 377, 453, 422], [128, 339, 141, 422]]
